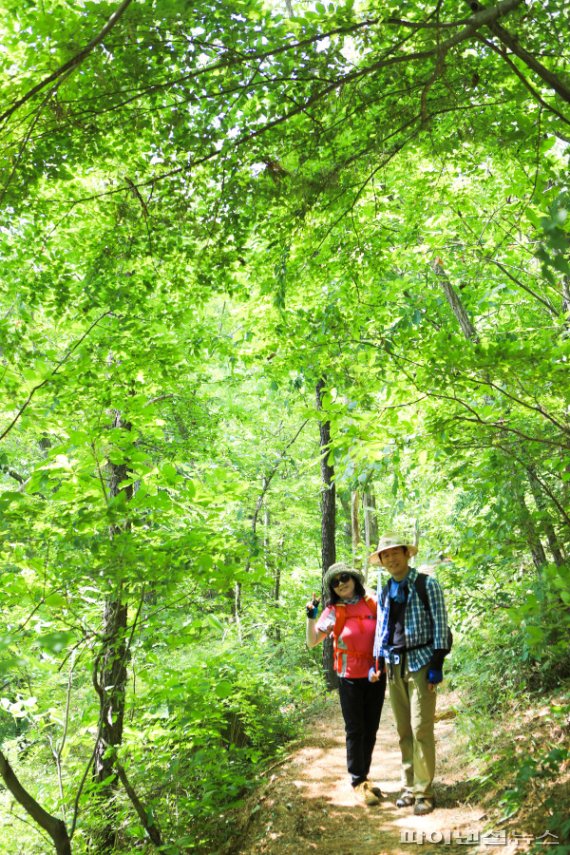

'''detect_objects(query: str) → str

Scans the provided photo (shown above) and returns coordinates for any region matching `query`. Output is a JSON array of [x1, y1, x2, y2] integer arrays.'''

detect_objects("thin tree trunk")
[[266, 506, 282, 641], [527, 468, 565, 566], [363, 490, 378, 553], [363, 490, 378, 585], [562, 277, 570, 318], [338, 491, 352, 544], [238, 422, 307, 628], [92, 411, 133, 850], [515, 485, 547, 571], [116, 763, 162, 847], [316, 380, 337, 689], [234, 582, 242, 638], [351, 490, 362, 567]]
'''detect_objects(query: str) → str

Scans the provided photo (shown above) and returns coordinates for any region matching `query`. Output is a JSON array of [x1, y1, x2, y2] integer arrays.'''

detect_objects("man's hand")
[[427, 667, 443, 690]]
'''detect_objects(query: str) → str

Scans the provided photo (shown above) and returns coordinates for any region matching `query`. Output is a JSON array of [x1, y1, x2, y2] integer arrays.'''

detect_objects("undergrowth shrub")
[[98, 628, 324, 853]]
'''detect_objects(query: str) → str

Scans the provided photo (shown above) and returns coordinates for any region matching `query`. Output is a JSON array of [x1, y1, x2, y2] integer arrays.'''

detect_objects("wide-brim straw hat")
[[323, 562, 365, 591], [369, 533, 418, 565]]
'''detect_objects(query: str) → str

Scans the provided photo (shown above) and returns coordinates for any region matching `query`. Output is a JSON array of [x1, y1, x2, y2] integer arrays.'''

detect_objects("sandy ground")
[[223, 690, 511, 855]]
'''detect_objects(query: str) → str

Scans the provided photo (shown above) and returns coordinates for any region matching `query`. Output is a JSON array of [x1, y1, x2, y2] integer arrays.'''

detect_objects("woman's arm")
[[306, 618, 327, 648]]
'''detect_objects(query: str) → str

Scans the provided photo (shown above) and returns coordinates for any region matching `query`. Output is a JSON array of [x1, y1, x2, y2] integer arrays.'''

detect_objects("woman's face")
[[331, 572, 356, 600]]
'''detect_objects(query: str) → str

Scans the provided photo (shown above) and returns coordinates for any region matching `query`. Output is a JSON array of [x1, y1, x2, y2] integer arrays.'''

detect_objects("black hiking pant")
[[338, 674, 386, 787]]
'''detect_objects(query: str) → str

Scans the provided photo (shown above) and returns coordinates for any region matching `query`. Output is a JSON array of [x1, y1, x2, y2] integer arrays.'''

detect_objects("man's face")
[[379, 546, 409, 580]]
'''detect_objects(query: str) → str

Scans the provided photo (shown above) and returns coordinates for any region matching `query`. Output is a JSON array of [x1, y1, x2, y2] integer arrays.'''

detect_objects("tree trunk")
[[0, 750, 71, 855], [316, 380, 338, 690]]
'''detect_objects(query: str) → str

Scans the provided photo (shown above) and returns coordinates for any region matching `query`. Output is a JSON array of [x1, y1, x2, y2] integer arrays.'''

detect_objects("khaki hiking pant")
[[389, 662, 437, 799]]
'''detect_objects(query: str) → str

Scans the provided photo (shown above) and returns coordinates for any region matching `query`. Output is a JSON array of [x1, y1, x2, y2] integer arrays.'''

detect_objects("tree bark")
[[316, 380, 338, 689], [0, 750, 71, 854]]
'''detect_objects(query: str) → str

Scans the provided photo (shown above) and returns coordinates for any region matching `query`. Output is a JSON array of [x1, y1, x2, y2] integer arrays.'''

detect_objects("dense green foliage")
[[0, 0, 569, 850]]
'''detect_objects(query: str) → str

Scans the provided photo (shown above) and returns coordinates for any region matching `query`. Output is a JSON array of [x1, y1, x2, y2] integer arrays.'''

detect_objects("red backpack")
[[331, 595, 377, 674]]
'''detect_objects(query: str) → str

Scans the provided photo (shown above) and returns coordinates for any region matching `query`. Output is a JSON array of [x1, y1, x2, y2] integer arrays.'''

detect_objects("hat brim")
[[369, 543, 418, 565], [323, 567, 364, 589]]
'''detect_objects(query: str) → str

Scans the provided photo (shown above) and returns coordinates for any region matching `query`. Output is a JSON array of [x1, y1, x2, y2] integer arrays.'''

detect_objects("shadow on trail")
[[226, 692, 487, 855]]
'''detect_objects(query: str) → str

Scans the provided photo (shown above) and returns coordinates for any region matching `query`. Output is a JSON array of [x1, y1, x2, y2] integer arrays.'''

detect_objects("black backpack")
[[382, 572, 453, 653]]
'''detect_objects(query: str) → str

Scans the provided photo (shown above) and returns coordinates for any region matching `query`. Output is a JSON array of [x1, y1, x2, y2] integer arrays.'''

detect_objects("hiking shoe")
[[396, 793, 415, 808], [354, 781, 381, 806], [414, 798, 435, 816], [367, 780, 385, 800]]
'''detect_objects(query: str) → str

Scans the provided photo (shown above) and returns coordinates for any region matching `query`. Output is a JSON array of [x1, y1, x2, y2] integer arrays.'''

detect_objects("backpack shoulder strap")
[[332, 603, 347, 639], [414, 572, 430, 613], [364, 594, 377, 617], [332, 603, 347, 674]]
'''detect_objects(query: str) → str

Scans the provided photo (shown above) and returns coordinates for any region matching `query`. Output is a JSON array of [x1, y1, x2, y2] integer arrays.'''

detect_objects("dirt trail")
[[226, 691, 504, 855]]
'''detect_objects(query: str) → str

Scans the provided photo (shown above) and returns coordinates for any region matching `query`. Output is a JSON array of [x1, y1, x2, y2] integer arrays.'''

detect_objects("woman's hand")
[[305, 594, 320, 619], [368, 659, 385, 682]]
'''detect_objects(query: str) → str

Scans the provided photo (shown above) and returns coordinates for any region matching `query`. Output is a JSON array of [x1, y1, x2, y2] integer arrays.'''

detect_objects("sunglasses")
[[332, 572, 352, 587]]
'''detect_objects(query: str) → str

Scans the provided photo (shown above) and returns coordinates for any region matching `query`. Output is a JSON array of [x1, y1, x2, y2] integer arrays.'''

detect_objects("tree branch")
[[468, 0, 570, 105], [431, 258, 480, 341], [485, 257, 559, 315], [61, 0, 525, 207], [0, 0, 135, 128], [476, 34, 570, 126], [0, 311, 112, 443]]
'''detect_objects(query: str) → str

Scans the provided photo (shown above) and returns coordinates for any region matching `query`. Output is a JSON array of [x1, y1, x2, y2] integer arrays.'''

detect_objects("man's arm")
[[426, 577, 449, 650]]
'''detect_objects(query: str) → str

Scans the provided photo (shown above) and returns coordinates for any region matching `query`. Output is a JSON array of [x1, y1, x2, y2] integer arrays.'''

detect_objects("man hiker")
[[369, 533, 450, 816]]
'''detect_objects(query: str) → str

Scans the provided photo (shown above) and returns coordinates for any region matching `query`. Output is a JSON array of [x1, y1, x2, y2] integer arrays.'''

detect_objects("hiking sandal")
[[414, 798, 435, 816], [396, 793, 415, 808]]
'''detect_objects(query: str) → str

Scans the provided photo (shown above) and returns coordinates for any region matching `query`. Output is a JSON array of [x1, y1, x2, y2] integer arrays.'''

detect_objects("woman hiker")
[[305, 562, 387, 806]]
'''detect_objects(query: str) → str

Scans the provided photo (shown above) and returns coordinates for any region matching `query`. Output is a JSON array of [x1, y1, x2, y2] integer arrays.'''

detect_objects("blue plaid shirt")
[[373, 567, 449, 671]]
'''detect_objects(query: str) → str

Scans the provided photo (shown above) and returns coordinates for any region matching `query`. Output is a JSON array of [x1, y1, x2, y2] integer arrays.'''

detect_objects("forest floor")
[[219, 688, 568, 855]]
